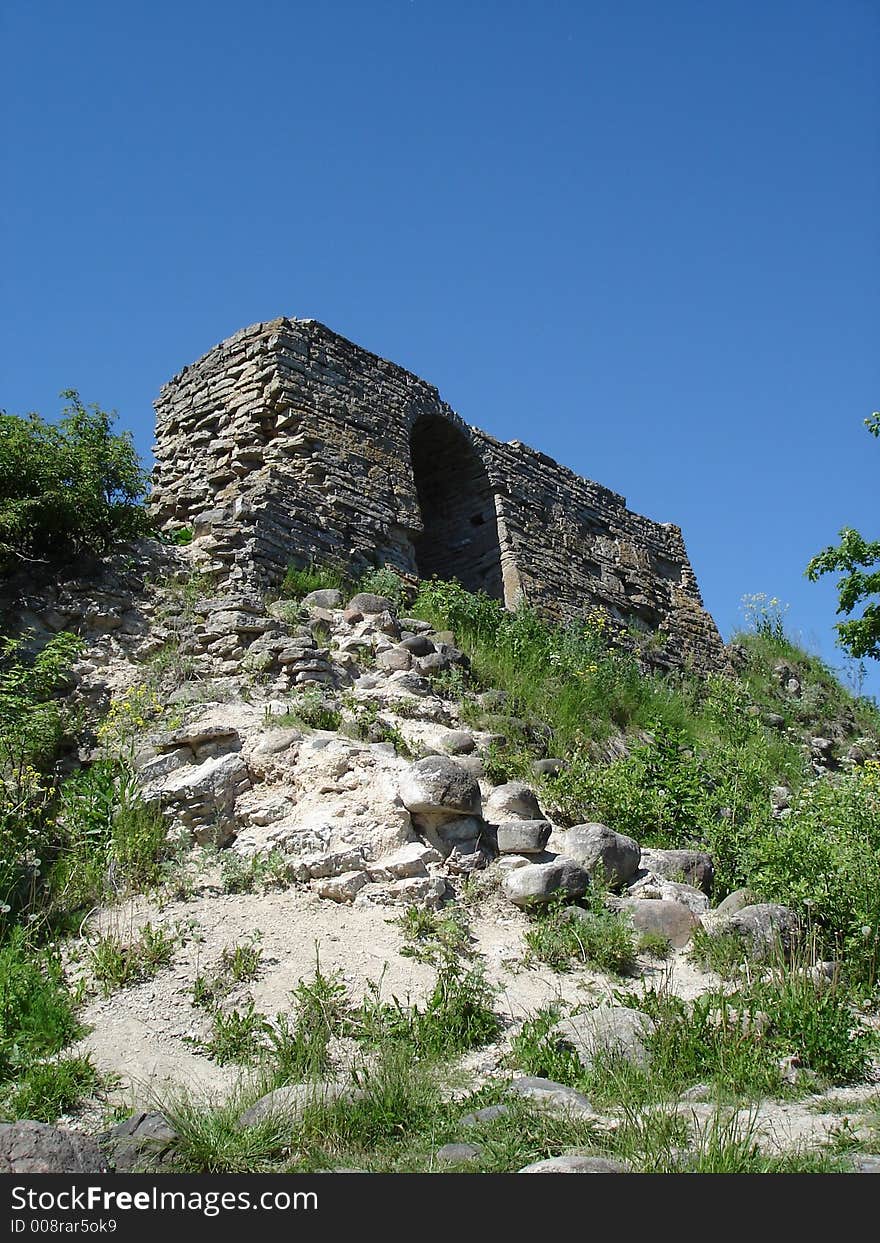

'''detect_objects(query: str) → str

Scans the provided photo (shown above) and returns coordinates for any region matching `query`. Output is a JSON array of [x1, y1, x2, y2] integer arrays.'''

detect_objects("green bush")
[[0, 631, 83, 926], [523, 893, 638, 976], [0, 391, 151, 571], [743, 767, 880, 987], [47, 761, 171, 924]]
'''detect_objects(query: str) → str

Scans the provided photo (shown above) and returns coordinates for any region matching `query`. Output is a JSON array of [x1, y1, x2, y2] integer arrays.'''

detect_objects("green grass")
[[1, 1055, 100, 1122], [508, 958, 876, 1112], [156, 1043, 851, 1173], [89, 921, 177, 995], [523, 894, 638, 976], [0, 928, 98, 1123]]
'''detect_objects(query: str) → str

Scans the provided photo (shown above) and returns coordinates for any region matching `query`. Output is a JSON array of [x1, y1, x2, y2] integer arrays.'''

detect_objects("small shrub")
[[219, 850, 291, 895], [203, 1003, 272, 1066], [0, 929, 82, 1082], [356, 566, 411, 609], [1, 1056, 99, 1123], [394, 905, 471, 964], [159, 1085, 291, 1173], [280, 562, 348, 602], [523, 893, 638, 976], [89, 921, 177, 995], [275, 690, 341, 732]]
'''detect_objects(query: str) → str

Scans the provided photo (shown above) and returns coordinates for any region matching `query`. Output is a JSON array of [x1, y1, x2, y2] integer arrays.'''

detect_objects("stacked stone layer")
[[151, 318, 724, 668]]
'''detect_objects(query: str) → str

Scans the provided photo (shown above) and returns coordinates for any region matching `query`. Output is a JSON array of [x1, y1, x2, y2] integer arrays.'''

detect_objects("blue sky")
[[2, 1, 878, 694]]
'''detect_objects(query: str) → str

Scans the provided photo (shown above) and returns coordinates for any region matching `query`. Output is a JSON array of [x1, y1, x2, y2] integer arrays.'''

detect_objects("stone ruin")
[[151, 318, 724, 668]]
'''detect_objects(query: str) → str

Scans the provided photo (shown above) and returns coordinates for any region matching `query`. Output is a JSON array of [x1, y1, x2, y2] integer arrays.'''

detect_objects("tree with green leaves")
[[0, 390, 151, 572], [806, 413, 880, 661]]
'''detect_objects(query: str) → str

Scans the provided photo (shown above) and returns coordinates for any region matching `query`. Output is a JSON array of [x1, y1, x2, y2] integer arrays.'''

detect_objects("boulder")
[[347, 593, 394, 616], [400, 634, 435, 657], [519, 1154, 629, 1173], [713, 903, 800, 961], [156, 751, 251, 846], [376, 647, 412, 672], [503, 857, 590, 907], [638, 848, 714, 895], [626, 874, 709, 915], [301, 589, 343, 610], [0, 1122, 108, 1174], [507, 1077, 596, 1117], [435, 1142, 483, 1165], [558, 823, 640, 888], [715, 888, 757, 916], [460, 1104, 510, 1127], [532, 758, 565, 777], [99, 1111, 178, 1172], [496, 820, 552, 855], [316, 870, 370, 903], [367, 842, 441, 881], [440, 731, 476, 755], [552, 1005, 656, 1070], [238, 1082, 358, 1128], [484, 782, 542, 822], [619, 897, 699, 948], [398, 756, 481, 817]]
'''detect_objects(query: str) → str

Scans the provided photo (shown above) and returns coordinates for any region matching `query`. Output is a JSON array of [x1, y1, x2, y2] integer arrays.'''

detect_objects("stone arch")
[[409, 414, 505, 600]]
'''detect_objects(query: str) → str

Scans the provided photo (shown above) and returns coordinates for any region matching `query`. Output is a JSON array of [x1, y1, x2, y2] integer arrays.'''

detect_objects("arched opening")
[[410, 415, 505, 600]]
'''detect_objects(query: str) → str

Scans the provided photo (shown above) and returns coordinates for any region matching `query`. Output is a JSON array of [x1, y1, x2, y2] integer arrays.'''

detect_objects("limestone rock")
[[519, 1154, 629, 1173], [484, 782, 542, 822], [496, 820, 552, 855], [619, 897, 699, 948], [435, 1142, 483, 1165], [638, 847, 714, 895], [712, 903, 800, 960], [99, 1111, 178, 1172], [347, 593, 394, 616], [552, 1006, 656, 1070], [507, 1077, 596, 1117], [398, 756, 481, 817], [715, 888, 757, 915], [301, 589, 343, 609], [238, 1082, 357, 1128], [315, 870, 370, 903], [558, 823, 641, 888], [503, 857, 590, 907]]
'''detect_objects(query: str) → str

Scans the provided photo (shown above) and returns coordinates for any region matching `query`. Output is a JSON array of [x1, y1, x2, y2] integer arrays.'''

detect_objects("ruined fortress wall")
[[152, 318, 724, 667]]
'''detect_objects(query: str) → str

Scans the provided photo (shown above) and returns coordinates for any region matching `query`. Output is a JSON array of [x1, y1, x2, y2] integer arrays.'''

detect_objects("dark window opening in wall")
[[410, 415, 504, 600]]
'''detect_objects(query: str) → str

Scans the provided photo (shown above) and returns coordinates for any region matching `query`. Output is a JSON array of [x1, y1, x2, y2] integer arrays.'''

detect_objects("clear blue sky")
[[3, 1, 878, 694]]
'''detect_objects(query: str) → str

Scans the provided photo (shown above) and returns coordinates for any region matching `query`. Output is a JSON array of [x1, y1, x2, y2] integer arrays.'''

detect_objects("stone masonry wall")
[[151, 319, 724, 668]]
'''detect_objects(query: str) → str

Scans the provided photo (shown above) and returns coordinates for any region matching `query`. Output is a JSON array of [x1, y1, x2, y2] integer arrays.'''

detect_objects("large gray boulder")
[[619, 897, 699, 948], [398, 756, 481, 817], [552, 1005, 656, 1070], [0, 1122, 108, 1174], [558, 823, 641, 888], [507, 1077, 596, 1117], [484, 782, 542, 822], [238, 1081, 359, 1129], [347, 592, 394, 616], [496, 820, 552, 854], [301, 588, 343, 610], [639, 848, 714, 895], [713, 903, 800, 961], [99, 1111, 178, 1172], [520, 1154, 629, 1173], [715, 888, 757, 915], [155, 751, 251, 846], [502, 857, 590, 907]]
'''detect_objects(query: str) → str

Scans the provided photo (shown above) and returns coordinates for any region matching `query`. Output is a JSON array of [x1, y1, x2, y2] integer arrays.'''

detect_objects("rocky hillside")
[[2, 543, 880, 1174]]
